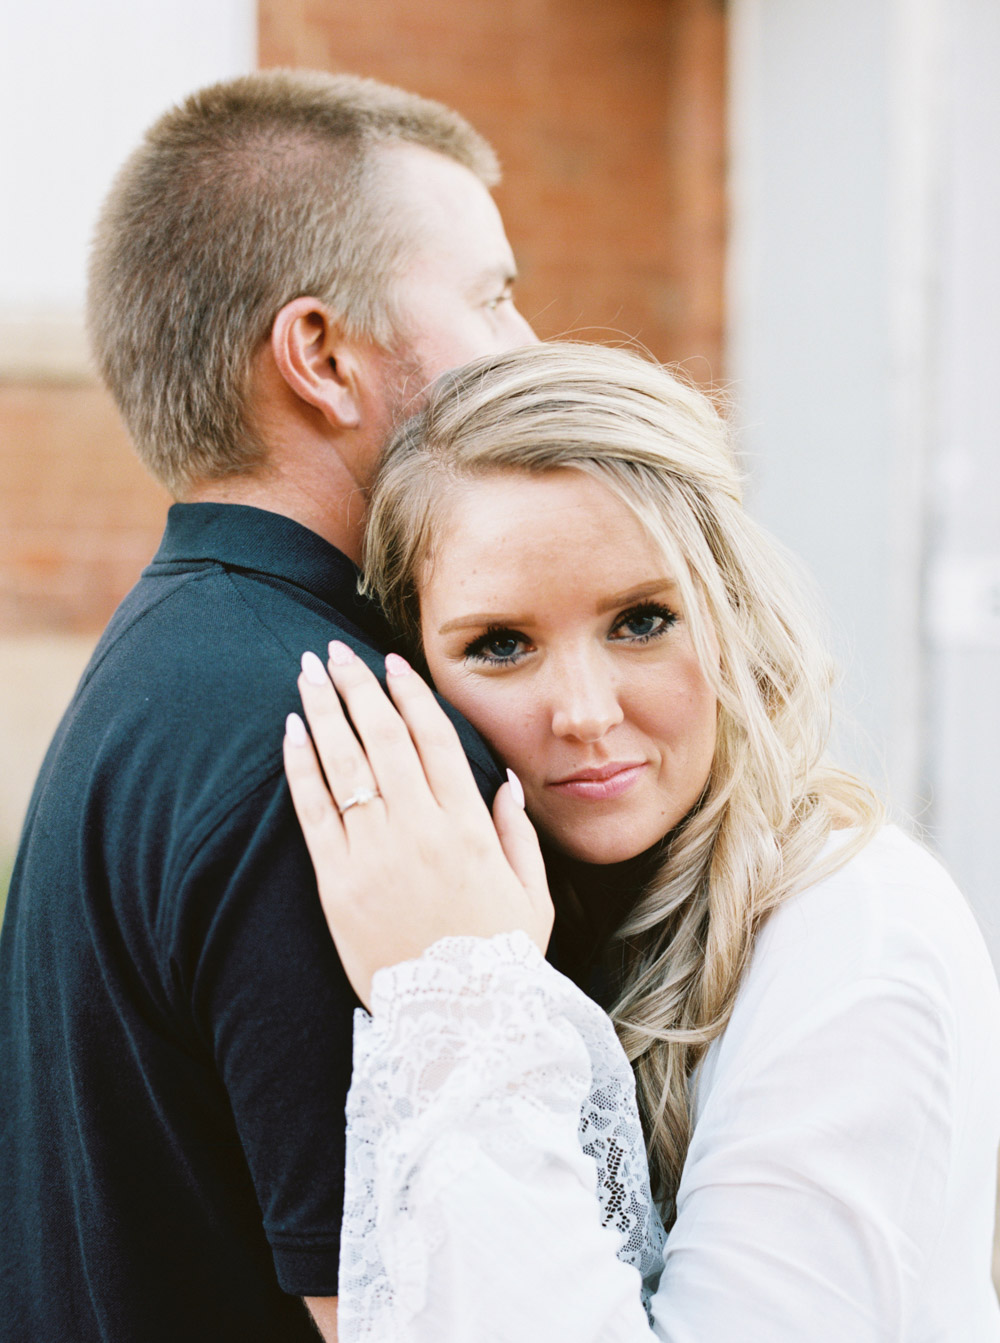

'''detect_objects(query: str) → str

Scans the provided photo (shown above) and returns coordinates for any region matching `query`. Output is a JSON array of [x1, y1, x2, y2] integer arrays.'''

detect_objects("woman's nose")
[[549, 662, 624, 742]]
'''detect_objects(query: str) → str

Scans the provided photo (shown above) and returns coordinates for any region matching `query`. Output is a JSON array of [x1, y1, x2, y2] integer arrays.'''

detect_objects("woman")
[[283, 343, 1000, 1340]]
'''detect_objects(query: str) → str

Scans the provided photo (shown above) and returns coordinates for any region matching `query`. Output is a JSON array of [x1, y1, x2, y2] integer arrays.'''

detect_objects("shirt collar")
[[148, 502, 393, 641]]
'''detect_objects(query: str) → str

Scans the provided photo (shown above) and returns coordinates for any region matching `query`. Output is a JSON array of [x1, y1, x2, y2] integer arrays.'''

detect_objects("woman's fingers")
[[297, 650, 383, 826], [381, 654, 491, 813], [492, 775, 554, 951], [322, 643, 430, 807], [284, 710, 378, 1007], [283, 710, 347, 881]]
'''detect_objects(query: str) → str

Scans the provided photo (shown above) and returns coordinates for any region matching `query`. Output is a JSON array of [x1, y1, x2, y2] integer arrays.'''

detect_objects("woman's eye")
[[610, 603, 677, 643], [464, 628, 531, 665]]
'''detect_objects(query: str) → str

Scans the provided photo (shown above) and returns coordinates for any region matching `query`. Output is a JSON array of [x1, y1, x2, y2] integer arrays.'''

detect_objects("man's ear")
[[270, 297, 365, 430]]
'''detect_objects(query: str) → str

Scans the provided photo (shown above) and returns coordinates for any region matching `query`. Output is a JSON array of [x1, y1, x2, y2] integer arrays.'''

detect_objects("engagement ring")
[[337, 787, 381, 816]]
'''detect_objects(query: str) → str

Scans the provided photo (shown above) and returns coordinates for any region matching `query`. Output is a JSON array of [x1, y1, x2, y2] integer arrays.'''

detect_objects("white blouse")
[[337, 827, 1000, 1341]]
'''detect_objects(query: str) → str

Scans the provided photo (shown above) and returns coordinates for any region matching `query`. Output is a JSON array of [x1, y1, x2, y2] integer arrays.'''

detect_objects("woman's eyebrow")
[[437, 612, 530, 635], [596, 579, 677, 613]]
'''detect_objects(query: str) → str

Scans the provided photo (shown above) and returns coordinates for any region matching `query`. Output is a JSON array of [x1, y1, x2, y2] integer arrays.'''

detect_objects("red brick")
[[259, 0, 726, 373], [0, 384, 169, 635]]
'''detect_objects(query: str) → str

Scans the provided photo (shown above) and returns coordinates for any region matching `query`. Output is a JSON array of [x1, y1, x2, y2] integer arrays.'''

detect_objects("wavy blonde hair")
[[363, 341, 883, 1218]]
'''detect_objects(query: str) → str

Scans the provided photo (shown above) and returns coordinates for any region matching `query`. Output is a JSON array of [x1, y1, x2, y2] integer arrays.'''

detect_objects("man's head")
[[87, 69, 533, 500]]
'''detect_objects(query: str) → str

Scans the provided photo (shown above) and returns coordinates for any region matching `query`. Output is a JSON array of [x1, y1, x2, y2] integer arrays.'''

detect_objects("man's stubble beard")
[[382, 344, 437, 440]]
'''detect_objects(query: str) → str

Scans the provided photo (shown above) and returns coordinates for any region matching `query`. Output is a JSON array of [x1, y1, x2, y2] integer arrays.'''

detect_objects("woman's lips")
[[546, 762, 647, 801]]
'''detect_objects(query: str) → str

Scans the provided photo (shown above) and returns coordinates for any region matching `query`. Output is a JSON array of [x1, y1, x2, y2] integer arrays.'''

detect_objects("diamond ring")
[[337, 786, 382, 817]]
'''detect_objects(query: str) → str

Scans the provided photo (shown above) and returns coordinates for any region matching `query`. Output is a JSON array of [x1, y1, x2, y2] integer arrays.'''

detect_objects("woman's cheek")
[[472, 682, 539, 769]]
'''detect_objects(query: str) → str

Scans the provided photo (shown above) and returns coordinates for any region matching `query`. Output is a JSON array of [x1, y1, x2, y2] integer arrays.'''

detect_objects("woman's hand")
[[283, 640, 554, 1009]]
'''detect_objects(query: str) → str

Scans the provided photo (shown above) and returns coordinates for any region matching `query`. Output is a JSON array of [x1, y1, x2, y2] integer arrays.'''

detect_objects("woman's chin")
[[541, 822, 663, 868]]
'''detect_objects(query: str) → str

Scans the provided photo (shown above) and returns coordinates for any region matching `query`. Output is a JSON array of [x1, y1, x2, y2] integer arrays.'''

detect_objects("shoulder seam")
[[79, 567, 221, 692], [219, 567, 321, 663]]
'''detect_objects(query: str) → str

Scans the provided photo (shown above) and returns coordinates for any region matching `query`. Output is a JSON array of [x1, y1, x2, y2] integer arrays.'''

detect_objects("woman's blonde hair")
[[363, 341, 883, 1218]]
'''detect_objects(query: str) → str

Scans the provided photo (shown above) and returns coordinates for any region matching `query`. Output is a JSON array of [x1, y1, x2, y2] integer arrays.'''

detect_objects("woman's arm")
[[337, 931, 662, 1342]]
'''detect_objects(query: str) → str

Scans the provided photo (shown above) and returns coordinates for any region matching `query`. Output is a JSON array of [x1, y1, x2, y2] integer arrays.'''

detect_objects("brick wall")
[[0, 383, 169, 636], [259, 0, 727, 375], [0, 380, 169, 856]]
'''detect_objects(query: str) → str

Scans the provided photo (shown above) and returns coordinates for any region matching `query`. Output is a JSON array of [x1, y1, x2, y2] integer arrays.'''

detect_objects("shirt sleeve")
[[338, 931, 660, 1342], [170, 768, 358, 1296], [652, 968, 953, 1341]]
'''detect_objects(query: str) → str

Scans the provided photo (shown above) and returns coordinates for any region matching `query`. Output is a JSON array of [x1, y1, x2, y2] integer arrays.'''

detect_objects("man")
[[0, 70, 534, 1342]]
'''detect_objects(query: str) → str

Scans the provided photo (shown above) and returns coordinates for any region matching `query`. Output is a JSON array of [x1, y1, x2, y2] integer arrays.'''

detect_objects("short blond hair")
[[86, 69, 499, 496], [364, 341, 883, 1217]]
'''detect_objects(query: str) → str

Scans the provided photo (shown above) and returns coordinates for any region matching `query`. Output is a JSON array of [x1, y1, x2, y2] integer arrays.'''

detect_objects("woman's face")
[[419, 469, 719, 864]]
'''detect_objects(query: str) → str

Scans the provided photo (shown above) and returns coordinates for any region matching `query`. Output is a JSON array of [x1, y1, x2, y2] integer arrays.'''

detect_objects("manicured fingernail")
[[285, 711, 307, 746], [506, 768, 525, 809], [301, 650, 327, 685], [328, 640, 354, 666], [385, 652, 411, 677]]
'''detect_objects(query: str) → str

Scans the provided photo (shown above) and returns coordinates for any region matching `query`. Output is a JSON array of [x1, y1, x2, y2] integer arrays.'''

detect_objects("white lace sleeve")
[[337, 930, 665, 1343]]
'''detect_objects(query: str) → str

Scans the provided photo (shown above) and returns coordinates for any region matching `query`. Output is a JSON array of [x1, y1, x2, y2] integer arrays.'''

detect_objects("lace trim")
[[338, 931, 665, 1341]]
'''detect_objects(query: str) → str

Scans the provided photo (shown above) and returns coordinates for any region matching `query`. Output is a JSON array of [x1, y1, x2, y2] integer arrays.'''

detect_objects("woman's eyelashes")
[[463, 626, 533, 666], [609, 601, 679, 644], [461, 603, 679, 667]]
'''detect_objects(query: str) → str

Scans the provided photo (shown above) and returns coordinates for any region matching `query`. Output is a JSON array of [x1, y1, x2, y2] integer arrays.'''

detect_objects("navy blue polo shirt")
[[0, 503, 503, 1342]]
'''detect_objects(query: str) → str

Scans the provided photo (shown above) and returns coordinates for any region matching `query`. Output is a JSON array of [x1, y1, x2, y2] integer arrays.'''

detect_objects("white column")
[[727, 0, 1000, 964], [924, 0, 1000, 960]]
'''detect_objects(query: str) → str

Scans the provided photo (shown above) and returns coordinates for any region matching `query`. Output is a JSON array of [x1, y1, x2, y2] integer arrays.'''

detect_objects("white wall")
[[925, 0, 1000, 955], [728, 0, 898, 790], [728, 0, 1000, 962], [0, 0, 257, 375]]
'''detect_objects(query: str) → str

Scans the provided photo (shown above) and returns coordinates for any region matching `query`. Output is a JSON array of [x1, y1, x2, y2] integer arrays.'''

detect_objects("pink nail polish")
[[506, 768, 525, 809], [301, 650, 327, 685], [328, 640, 354, 666], [385, 652, 411, 677], [285, 712, 307, 746]]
